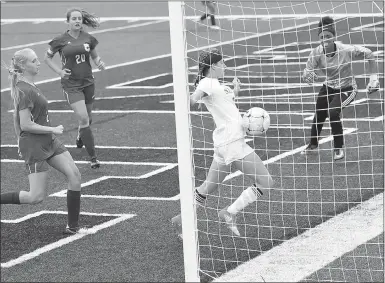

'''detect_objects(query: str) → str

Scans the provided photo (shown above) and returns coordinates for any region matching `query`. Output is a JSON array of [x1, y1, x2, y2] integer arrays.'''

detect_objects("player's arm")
[[190, 89, 207, 106], [351, 45, 380, 94], [44, 45, 71, 79], [19, 109, 63, 135], [302, 49, 319, 85], [90, 49, 106, 70]]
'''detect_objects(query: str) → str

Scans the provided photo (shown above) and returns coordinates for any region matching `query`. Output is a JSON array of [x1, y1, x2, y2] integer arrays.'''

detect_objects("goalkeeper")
[[301, 16, 379, 160]]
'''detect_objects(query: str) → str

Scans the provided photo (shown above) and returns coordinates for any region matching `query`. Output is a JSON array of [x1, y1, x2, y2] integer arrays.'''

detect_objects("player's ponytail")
[[194, 48, 223, 87], [66, 7, 100, 29], [2, 49, 30, 111]]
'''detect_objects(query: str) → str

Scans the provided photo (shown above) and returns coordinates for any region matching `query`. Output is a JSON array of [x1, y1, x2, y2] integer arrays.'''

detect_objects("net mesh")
[[179, 1, 384, 282]]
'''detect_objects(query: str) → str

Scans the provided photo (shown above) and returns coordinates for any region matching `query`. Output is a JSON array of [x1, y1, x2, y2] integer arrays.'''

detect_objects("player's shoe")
[[333, 148, 344, 160], [64, 225, 95, 235], [218, 207, 240, 236], [90, 158, 100, 169], [300, 143, 318, 155], [210, 25, 220, 30], [171, 214, 183, 241], [76, 136, 83, 148]]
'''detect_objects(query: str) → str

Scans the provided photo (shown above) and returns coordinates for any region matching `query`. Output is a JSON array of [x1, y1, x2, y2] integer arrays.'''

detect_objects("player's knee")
[[68, 166, 81, 187], [78, 115, 90, 127], [29, 193, 45, 205]]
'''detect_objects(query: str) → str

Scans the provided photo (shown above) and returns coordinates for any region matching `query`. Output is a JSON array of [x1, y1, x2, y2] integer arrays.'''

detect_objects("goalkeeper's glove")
[[302, 68, 318, 85], [366, 74, 380, 94]]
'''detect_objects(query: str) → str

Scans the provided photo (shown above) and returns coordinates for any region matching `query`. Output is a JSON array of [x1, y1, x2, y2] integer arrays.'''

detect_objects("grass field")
[[1, 1, 384, 282]]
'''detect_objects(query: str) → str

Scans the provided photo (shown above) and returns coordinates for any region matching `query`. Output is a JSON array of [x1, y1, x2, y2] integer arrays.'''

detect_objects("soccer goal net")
[[168, 1, 384, 282]]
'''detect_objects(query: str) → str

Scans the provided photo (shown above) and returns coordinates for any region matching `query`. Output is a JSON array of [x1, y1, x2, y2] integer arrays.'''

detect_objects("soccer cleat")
[[64, 225, 95, 235], [218, 207, 240, 236], [300, 143, 318, 155], [76, 136, 83, 148], [90, 158, 100, 169], [171, 214, 183, 241], [333, 148, 344, 160]]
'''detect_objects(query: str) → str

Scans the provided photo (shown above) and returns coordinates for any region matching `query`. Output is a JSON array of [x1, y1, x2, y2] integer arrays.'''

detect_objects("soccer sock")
[[67, 190, 81, 229], [227, 184, 263, 215], [210, 15, 216, 26], [0, 192, 20, 204], [200, 13, 209, 21], [195, 188, 207, 206], [77, 118, 92, 139], [79, 126, 96, 159]]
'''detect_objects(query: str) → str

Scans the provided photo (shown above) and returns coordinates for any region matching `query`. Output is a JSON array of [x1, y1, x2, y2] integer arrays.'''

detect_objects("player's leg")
[[200, 1, 218, 28], [83, 84, 100, 168], [65, 88, 99, 168], [217, 148, 272, 236], [171, 157, 230, 239], [328, 86, 357, 160], [46, 145, 83, 233], [302, 85, 330, 154], [1, 162, 49, 205]]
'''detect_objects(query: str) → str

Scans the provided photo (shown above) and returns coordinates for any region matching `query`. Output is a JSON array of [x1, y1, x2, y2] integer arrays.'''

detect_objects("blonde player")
[[1, 48, 88, 234], [171, 48, 274, 238], [301, 16, 379, 160]]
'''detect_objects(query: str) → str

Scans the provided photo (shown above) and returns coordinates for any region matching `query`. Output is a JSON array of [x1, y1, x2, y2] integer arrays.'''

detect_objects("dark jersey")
[[17, 81, 52, 143], [48, 31, 98, 85]]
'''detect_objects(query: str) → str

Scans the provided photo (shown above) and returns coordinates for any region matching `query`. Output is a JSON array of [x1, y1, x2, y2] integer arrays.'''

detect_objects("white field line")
[[213, 192, 384, 283], [1, 20, 166, 52], [1, 13, 382, 24], [0, 159, 174, 166], [49, 164, 177, 199], [1, 20, 321, 93], [1, 211, 136, 268]]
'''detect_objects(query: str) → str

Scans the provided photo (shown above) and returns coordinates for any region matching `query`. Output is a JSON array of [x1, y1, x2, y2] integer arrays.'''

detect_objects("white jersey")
[[196, 77, 244, 147], [306, 41, 374, 89]]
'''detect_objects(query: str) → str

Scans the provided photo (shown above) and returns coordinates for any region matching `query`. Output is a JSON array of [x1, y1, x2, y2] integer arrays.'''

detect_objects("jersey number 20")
[[75, 54, 86, 64]]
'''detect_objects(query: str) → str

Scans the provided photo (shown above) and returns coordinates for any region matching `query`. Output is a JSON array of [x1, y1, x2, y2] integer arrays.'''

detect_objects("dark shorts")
[[19, 137, 68, 174], [63, 83, 95, 105]]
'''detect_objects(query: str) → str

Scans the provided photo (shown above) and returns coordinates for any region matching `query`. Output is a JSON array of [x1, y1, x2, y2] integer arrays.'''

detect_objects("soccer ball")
[[242, 107, 270, 136]]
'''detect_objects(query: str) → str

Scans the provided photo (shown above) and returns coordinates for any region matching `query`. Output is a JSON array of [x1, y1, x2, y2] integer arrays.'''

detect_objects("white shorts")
[[213, 139, 254, 165]]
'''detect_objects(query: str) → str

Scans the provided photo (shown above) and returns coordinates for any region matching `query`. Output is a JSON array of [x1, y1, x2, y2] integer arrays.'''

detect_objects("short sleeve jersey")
[[48, 31, 98, 82], [196, 78, 244, 147], [16, 81, 52, 142], [305, 42, 374, 89]]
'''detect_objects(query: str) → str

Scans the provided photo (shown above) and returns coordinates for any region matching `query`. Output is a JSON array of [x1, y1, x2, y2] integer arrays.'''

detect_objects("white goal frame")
[[168, 1, 200, 282]]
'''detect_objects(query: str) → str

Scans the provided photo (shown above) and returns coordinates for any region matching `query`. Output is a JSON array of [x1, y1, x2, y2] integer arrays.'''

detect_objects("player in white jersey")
[[301, 16, 379, 160], [171, 48, 274, 237]]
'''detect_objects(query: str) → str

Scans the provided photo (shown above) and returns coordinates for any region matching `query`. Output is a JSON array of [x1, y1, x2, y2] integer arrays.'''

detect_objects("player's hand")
[[232, 77, 241, 87], [60, 69, 71, 79], [367, 79, 380, 94], [52, 125, 64, 135], [303, 68, 318, 85], [97, 60, 106, 70]]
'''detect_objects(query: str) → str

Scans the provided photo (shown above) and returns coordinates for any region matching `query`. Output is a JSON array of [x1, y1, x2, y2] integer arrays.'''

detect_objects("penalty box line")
[[49, 164, 179, 201], [1, 210, 136, 269]]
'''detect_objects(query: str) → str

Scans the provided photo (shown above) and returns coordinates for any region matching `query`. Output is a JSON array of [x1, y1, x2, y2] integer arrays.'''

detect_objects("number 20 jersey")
[[48, 31, 98, 86]]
